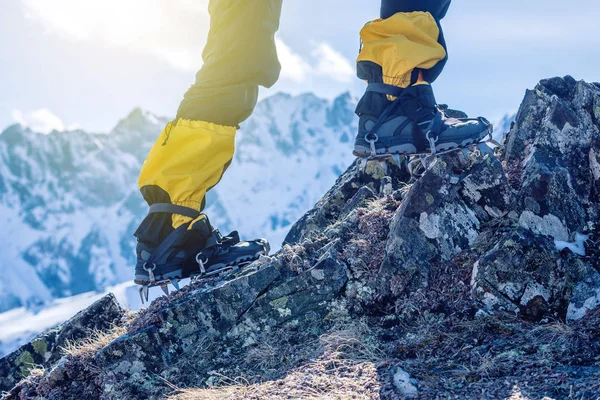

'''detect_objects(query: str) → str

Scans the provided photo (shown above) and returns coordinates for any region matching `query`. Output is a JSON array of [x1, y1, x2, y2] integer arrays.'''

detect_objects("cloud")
[[20, 0, 323, 79], [277, 39, 354, 86], [19, 0, 355, 93], [312, 42, 355, 83], [275, 38, 312, 83], [12, 109, 78, 134], [20, 0, 210, 71]]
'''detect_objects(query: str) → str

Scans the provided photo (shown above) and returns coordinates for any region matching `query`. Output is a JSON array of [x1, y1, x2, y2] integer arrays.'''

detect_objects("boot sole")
[[134, 240, 270, 285], [190, 249, 267, 279], [353, 132, 489, 158], [134, 269, 183, 285]]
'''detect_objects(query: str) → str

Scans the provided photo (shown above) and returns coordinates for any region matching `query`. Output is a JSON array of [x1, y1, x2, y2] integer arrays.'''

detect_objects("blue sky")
[[1, 0, 599, 133]]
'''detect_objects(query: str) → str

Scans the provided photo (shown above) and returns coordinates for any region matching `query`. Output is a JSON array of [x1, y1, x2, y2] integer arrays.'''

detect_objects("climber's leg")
[[354, 0, 492, 158], [381, 0, 451, 20], [176, 0, 282, 126], [133, 0, 282, 298], [380, 0, 450, 83]]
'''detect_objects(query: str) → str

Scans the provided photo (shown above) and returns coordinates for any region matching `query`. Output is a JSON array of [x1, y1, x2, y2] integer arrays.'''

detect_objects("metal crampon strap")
[[144, 203, 203, 268], [362, 84, 408, 156], [195, 230, 241, 266]]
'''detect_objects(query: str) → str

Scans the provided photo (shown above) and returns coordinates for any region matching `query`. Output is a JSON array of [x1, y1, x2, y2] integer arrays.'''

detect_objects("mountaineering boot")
[[133, 204, 269, 302], [191, 230, 270, 278], [353, 83, 492, 157]]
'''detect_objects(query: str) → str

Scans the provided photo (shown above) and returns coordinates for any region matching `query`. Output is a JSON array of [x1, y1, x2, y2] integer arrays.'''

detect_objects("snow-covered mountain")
[[0, 92, 358, 313]]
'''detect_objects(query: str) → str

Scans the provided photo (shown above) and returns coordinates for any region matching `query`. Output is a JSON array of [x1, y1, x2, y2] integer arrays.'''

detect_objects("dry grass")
[[319, 320, 385, 364], [167, 321, 384, 400], [396, 182, 412, 197], [60, 325, 127, 358], [168, 357, 379, 400], [26, 367, 46, 378], [277, 234, 337, 272], [526, 321, 580, 357], [243, 342, 281, 372], [280, 243, 311, 272]]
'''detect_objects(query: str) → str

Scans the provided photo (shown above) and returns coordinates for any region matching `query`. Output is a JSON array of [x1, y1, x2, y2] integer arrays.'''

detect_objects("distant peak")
[[1, 123, 26, 135], [125, 108, 159, 123], [111, 108, 168, 134], [334, 91, 353, 100], [267, 92, 293, 101]]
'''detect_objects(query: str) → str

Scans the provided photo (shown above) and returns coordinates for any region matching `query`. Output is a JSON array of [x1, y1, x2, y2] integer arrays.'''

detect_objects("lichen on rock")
[[3, 76, 600, 399]]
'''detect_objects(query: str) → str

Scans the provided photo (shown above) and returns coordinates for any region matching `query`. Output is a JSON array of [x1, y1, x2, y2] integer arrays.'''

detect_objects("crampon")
[[357, 127, 500, 181], [136, 229, 270, 304]]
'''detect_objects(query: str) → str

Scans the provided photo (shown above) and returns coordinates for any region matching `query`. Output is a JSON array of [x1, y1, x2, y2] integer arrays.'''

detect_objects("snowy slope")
[[0, 93, 357, 314], [0, 279, 173, 357]]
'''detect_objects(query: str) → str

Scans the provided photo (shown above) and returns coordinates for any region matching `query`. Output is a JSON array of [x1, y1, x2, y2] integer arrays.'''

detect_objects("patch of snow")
[[393, 367, 418, 396], [554, 233, 589, 256]]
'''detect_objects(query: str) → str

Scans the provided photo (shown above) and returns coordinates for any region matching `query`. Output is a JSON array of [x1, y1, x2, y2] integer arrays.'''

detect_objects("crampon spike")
[[160, 283, 170, 296], [457, 148, 469, 166], [171, 278, 180, 291], [357, 157, 368, 173], [420, 156, 429, 170], [139, 285, 149, 304]]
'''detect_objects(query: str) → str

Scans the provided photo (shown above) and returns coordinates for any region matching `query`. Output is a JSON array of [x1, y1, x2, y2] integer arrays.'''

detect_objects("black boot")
[[354, 84, 492, 157], [134, 204, 269, 301]]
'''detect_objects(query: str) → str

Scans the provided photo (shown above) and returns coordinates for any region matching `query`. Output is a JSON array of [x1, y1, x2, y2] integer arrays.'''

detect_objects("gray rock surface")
[[471, 229, 570, 321], [45, 250, 348, 399], [381, 157, 483, 296], [471, 77, 600, 319], [0, 294, 124, 393], [3, 76, 599, 399], [504, 76, 600, 237]]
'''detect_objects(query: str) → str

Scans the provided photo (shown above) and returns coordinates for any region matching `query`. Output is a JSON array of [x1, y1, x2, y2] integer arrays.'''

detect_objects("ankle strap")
[[366, 82, 405, 97], [149, 203, 201, 219]]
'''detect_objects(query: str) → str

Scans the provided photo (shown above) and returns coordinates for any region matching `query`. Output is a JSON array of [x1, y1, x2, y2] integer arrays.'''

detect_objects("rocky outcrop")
[[3, 76, 599, 399], [93, 253, 348, 398], [0, 294, 124, 393], [471, 76, 600, 320]]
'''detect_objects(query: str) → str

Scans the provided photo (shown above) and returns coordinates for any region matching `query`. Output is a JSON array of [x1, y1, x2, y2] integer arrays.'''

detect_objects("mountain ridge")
[[0, 91, 357, 313], [2, 76, 599, 399]]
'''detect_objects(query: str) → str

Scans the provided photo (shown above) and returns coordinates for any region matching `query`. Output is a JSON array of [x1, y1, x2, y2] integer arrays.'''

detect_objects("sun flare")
[[21, 0, 210, 70]]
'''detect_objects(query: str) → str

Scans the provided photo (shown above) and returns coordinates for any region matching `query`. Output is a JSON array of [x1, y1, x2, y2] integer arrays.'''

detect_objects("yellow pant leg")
[[177, 0, 283, 126], [138, 120, 236, 229], [136, 0, 282, 234], [357, 12, 446, 90]]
